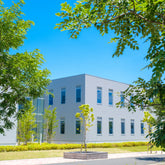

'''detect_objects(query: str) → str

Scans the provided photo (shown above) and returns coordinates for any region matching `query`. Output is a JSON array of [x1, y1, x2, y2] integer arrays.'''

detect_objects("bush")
[[0, 142, 148, 152]]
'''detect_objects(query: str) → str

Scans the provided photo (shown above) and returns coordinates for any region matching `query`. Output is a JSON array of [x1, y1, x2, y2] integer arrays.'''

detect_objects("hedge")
[[0, 142, 148, 152]]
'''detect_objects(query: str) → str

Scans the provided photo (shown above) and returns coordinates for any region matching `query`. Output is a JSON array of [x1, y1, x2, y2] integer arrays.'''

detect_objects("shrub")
[[0, 142, 148, 152]]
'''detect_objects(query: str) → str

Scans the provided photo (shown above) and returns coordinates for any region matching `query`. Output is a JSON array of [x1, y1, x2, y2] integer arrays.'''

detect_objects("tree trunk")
[[84, 120, 87, 152]]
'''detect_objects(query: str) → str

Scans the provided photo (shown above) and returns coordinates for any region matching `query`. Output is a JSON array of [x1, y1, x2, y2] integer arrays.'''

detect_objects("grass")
[[0, 146, 161, 161]]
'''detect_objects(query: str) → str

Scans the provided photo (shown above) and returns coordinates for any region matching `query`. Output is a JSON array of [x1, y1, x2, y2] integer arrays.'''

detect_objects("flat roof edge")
[[51, 74, 130, 85]]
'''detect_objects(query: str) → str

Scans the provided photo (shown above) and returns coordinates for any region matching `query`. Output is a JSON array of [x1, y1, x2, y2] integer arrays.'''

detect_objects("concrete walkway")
[[0, 151, 164, 165]]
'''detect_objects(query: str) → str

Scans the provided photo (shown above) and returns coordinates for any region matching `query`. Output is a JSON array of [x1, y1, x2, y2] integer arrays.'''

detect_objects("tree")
[[17, 101, 37, 145], [43, 106, 58, 143], [55, 0, 165, 94], [0, 0, 50, 134], [55, 0, 165, 148], [55, 0, 165, 82], [75, 104, 94, 152], [143, 98, 165, 149]]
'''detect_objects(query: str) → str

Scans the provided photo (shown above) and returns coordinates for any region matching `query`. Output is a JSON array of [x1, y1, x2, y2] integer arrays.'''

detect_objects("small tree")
[[43, 106, 58, 143], [17, 101, 37, 145], [75, 104, 94, 152]]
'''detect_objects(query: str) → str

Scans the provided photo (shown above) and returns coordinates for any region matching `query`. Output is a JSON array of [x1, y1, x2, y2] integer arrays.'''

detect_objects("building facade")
[[0, 74, 148, 145], [44, 74, 147, 143]]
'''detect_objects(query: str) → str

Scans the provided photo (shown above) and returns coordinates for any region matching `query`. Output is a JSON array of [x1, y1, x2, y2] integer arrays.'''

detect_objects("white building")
[[0, 117, 17, 145], [0, 98, 44, 145], [45, 74, 147, 143], [0, 74, 148, 145]]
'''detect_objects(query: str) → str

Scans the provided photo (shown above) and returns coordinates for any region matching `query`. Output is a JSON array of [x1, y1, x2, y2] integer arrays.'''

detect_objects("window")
[[76, 86, 81, 102], [149, 125, 152, 133], [97, 87, 102, 104], [140, 102, 144, 110], [131, 119, 134, 135], [26, 97, 31, 101], [76, 120, 81, 134], [97, 117, 102, 134], [19, 97, 31, 110], [109, 118, 113, 135], [109, 89, 113, 106], [141, 121, 144, 135], [18, 104, 24, 110], [121, 119, 125, 135], [130, 95, 134, 106], [120, 92, 124, 107], [49, 90, 53, 105], [61, 88, 66, 104], [60, 118, 65, 134]]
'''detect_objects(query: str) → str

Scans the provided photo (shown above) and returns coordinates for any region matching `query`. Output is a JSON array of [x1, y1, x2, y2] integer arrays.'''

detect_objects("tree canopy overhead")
[[0, 0, 50, 134], [55, 0, 165, 148], [55, 0, 165, 82], [0, 0, 33, 52]]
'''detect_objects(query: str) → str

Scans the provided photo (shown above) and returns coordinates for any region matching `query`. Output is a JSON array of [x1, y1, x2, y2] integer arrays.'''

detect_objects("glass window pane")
[[61, 88, 66, 104], [131, 119, 134, 134], [109, 90, 113, 105], [121, 119, 125, 134], [76, 86, 81, 102], [109, 118, 113, 134], [97, 117, 102, 134], [141, 122, 144, 134], [120, 92, 124, 107], [38, 98, 44, 114], [60, 120, 65, 134], [97, 87, 102, 104], [76, 120, 81, 134], [33, 99, 37, 113], [49, 90, 53, 105]]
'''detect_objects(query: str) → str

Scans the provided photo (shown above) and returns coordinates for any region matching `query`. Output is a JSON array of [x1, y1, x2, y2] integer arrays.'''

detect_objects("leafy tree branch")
[[0, 0, 50, 134]]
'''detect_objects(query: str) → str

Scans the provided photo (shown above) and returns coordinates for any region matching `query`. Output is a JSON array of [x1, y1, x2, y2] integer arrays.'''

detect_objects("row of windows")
[[59, 118, 145, 135], [49, 86, 134, 107], [49, 86, 125, 106], [97, 118, 144, 135], [49, 86, 81, 105], [97, 87, 126, 106]]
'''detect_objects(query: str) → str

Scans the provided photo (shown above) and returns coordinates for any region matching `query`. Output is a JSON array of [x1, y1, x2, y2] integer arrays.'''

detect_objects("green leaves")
[[17, 101, 37, 145], [143, 111, 156, 126], [55, 0, 165, 81], [75, 104, 94, 151], [55, 0, 165, 150], [0, 1, 33, 52], [0, 1, 50, 134], [78, 104, 95, 124], [43, 107, 58, 143]]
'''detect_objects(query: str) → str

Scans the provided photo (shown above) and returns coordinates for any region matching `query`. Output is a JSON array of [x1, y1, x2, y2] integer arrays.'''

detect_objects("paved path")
[[0, 151, 164, 165], [53, 154, 165, 165]]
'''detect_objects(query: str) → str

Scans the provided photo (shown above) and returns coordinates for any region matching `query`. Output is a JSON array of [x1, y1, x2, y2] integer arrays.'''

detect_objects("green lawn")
[[0, 146, 161, 161]]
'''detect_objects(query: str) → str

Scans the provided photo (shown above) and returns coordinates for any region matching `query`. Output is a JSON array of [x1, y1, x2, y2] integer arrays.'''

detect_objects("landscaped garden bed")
[[64, 151, 108, 159]]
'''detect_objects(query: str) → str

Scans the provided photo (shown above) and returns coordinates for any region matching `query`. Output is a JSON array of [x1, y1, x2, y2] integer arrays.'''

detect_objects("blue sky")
[[6, 0, 152, 84]]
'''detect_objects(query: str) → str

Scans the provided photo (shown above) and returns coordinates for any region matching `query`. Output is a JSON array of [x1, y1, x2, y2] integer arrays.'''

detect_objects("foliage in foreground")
[[55, 0, 165, 149], [0, 142, 148, 152], [143, 101, 165, 149], [0, 0, 50, 134]]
